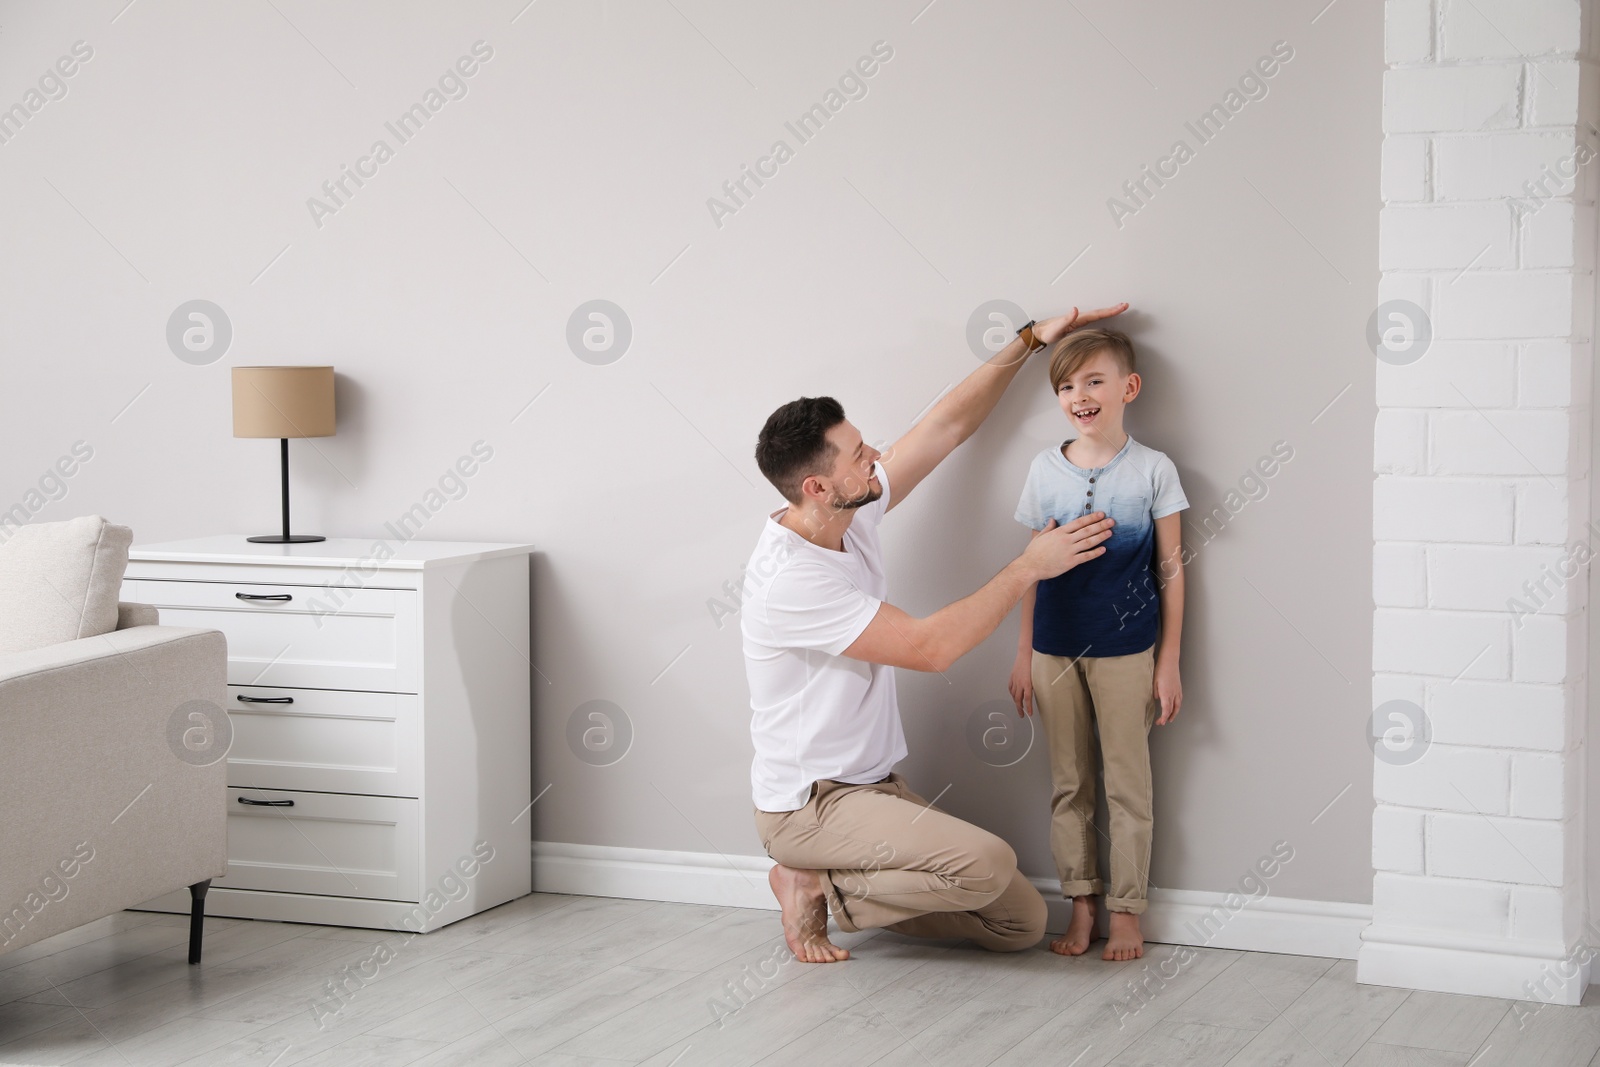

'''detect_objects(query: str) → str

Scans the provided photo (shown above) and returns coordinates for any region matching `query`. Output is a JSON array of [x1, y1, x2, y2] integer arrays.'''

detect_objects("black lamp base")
[[248, 438, 327, 545]]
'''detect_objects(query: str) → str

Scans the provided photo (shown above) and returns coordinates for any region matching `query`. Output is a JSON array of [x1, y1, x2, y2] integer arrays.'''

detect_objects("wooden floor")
[[0, 892, 1593, 1066]]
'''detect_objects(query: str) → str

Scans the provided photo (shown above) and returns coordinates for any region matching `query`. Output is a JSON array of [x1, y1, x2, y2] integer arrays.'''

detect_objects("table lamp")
[[232, 365, 336, 544]]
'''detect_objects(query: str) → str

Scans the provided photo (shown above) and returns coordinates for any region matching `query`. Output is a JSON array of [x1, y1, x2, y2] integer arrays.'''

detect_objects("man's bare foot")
[[1104, 910, 1144, 961], [1049, 895, 1097, 956], [768, 864, 849, 963]]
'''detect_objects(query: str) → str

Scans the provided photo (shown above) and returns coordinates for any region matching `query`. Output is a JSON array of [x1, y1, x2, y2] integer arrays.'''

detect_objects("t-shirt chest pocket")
[[1106, 494, 1150, 540]]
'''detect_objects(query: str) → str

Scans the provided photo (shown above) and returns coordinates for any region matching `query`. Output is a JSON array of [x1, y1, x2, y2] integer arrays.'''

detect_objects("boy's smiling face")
[[1056, 347, 1141, 438]]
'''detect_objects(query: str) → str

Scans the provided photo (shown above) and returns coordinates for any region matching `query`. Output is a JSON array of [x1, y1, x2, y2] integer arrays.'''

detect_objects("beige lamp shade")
[[232, 366, 336, 439]]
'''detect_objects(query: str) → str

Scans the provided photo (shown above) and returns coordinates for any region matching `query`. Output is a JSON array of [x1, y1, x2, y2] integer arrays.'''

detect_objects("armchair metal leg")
[[187, 880, 211, 964]]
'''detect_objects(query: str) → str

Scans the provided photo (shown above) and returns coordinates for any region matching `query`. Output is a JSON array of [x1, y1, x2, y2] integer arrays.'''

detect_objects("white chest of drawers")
[[122, 536, 534, 932]]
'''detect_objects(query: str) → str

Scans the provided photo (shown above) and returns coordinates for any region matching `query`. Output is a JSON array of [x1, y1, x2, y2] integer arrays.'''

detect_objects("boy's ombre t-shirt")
[[1015, 435, 1188, 658]]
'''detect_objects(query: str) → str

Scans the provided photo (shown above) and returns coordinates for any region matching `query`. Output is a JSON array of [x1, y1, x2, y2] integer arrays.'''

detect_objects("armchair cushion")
[[0, 515, 132, 654]]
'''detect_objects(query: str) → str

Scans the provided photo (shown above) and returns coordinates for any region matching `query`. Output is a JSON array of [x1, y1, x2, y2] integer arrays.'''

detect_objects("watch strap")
[[1016, 319, 1044, 353]]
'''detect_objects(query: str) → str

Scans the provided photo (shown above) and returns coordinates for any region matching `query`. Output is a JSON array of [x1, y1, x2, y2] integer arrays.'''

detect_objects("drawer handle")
[[235, 695, 294, 704], [237, 797, 295, 807], [235, 592, 293, 602]]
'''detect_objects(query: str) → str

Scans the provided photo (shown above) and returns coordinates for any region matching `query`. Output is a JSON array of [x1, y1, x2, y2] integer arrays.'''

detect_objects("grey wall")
[[0, 0, 1379, 904]]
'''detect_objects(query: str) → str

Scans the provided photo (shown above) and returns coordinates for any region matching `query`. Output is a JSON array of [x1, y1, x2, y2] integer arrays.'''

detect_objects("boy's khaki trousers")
[[1031, 644, 1158, 914], [753, 771, 1046, 951]]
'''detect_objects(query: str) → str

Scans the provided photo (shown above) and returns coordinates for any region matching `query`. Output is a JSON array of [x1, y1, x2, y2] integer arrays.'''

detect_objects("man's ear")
[[798, 472, 823, 504]]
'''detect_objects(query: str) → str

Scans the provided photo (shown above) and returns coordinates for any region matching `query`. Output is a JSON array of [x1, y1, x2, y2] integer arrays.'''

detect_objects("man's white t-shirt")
[[742, 458, 907, 812]]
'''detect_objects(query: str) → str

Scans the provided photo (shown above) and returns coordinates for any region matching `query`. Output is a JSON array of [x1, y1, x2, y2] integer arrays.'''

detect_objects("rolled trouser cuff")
[[1105, 894, 1148, 915], [823, 870, 862, 932]]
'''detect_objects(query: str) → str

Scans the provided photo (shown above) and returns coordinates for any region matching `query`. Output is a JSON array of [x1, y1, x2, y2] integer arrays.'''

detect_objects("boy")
[[1009, 327, 1188, 961]]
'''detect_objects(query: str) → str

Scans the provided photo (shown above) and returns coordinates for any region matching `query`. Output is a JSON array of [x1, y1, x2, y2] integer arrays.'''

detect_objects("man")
[[742, 303, 1129, 963]]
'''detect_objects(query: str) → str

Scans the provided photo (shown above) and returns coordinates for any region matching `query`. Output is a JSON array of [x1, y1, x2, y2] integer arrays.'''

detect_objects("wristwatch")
[[1016, 319, 1045, 354]]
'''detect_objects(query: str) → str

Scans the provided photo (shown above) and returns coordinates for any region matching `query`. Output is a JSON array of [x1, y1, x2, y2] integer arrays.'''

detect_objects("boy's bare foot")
[[768, 863, 849, 963], [1104, 910, 1144, 961], [1049, 895, 1097, 956]]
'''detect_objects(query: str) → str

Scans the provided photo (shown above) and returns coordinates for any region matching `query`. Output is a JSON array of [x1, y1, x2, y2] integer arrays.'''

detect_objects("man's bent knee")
[[1018, 880, 1049, 945], [963, 834, 1020, 902], [979, 874, 1048, 953]]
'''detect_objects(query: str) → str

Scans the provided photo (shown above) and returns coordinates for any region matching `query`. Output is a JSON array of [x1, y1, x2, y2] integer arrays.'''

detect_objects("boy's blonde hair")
[[1048, 328, 1136, 393]]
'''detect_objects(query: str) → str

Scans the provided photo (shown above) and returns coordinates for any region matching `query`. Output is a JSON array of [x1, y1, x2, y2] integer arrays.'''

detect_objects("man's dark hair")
[[755, 396, 846, 504]]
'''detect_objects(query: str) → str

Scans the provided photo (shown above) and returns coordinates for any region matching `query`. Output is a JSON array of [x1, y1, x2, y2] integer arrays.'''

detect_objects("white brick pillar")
[[1360, 0, 1599, 1004]]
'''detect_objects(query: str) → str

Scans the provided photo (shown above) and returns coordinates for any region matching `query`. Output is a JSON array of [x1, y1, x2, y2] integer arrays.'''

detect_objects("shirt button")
[[1089, 477, 1095, 483]]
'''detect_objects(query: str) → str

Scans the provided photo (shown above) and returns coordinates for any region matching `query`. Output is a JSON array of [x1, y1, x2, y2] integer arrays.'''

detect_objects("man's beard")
[[830, 481, 882, 511]]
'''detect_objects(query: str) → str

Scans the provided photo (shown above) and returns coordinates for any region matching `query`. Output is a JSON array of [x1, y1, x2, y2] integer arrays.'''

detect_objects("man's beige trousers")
[[754, 771, 1046, 950], [1031, 644, 1158, 914]]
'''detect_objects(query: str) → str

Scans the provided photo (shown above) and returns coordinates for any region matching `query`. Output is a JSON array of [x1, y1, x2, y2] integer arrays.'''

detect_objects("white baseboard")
[[534, 842, 778, 910], [1359, 924, 1591, 1005], [532, 841, 1371, 960], [1129, 886, 1370, 960]]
